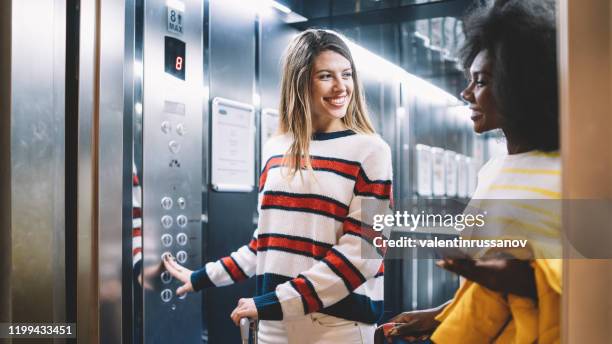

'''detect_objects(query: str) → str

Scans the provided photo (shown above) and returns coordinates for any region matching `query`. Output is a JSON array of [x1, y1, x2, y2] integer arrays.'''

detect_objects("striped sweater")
[[191, 129, 393, 323], [432, 151, 562, 343]]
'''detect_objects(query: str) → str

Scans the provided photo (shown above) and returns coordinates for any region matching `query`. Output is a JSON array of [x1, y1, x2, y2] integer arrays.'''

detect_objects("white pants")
[[257, 313, 375, 344]]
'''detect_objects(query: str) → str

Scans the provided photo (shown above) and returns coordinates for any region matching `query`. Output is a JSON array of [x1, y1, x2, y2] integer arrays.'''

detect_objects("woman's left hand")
[[230, 298, 258, 325], [436, 257, 537, 299]]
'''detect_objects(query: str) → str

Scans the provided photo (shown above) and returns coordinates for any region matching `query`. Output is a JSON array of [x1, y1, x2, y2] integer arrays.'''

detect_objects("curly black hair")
[[460, 0, 558, 151]]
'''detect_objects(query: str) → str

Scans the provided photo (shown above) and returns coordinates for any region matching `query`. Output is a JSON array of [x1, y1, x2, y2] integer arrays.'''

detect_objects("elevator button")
[[161, 289, 173, 303], [178, 293, 187, 300], [176, 123, 186, 136], [168, 140, 181, 154], [161, 197, 173, 210], [176, 233, 188, 246], [161, 215, 173, 228], [176, 250, 188, 263], [177, 215, 188, 228], [161, 271, 172, 284], [161, 234, 173, 247], [161, 121, 171, 134], [177, 197, 186, 209]]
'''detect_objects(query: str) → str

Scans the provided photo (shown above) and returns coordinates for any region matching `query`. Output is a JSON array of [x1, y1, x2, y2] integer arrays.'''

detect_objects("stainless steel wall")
[[204, 1, 258, 343], [2, 0, 67, 332], [259, 14, 299, 122], [98, 0, 132, 341]]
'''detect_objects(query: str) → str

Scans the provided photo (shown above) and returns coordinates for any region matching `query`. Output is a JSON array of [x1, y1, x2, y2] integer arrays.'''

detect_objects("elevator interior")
[[1, 0, 502, 343]]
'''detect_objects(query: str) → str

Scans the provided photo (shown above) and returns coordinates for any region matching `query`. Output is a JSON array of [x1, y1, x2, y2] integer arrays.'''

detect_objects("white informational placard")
[[415, 144, 432, 196], [431, 147, 446, 197], [457, 155, 468, 198], [444, 150, 458, 197], [211, 97, 255, 192], [261, 108, 279, 163], [468, 158, 478, 197]]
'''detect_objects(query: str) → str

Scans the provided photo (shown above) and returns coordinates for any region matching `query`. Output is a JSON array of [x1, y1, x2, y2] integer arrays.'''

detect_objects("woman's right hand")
[[162, 253, 195, 296]]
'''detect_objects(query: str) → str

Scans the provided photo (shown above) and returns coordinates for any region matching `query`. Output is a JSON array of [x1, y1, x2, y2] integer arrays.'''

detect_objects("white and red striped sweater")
[[191, 130, 393, 323]]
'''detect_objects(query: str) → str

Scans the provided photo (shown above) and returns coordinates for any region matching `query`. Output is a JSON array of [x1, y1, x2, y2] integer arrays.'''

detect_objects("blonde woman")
[[164, 29, 393, 344]]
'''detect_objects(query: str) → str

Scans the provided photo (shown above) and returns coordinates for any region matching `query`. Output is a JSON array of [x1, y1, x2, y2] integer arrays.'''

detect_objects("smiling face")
[[309, 50, 354, 131], [461, 50, 502, 134]]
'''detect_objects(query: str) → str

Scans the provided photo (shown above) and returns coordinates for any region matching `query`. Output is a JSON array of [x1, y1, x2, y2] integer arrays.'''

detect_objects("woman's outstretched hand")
[[230, 298, 258, 326], [162, 253, 195, 296]]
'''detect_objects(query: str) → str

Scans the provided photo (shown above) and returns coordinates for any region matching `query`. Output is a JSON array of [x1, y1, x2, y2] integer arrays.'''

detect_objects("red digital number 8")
[[176, 56, 183, 71]]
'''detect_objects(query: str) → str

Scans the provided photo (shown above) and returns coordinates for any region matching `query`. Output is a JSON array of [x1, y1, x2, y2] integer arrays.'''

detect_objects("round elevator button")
[[161, 289, 173, 303], [161, 234, 173, 247], [161, 121, 171, 134], [176, 233, 188, 246], [176, 123, 186, 136], [161, 215, 173, 229], [161, 271, 172, 284], [177, 197, 186, 209], [176, 250, 188, 264], [176, 215, 188, 228], [168, 140, 181, 154], [161, 197, 173, 210]]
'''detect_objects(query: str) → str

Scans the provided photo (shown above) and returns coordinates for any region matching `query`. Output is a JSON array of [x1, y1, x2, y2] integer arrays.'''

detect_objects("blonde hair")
[[278, 29, 375, 177]]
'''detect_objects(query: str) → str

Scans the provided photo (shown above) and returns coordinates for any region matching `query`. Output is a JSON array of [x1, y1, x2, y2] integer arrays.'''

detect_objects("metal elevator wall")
[[203, 1, 258, 343], [1, 0, 67, 330]]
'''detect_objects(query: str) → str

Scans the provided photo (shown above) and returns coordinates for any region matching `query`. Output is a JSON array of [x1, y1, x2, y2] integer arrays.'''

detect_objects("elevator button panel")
[[142, 0, 203, 339]]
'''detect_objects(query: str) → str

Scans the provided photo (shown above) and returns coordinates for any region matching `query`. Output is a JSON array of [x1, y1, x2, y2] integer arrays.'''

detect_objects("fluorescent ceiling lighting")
[[344, 36, 461, 105], [166, 0, 185, 12], [270, 1, 292, 14]]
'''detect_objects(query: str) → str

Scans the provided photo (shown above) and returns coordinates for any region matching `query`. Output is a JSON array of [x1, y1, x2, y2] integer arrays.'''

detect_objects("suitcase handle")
[[240, 318, 259, 344]]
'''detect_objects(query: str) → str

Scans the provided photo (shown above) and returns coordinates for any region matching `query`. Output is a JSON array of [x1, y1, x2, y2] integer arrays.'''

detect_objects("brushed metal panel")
[[10, 0, 66, 326], [98, 0, 129, 341], [76, 0, 97, 341], [205, 2, 258, 342], [142, 0, 204, 342], [260, 15, 298, 111], [209, 0, 256, 104]]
